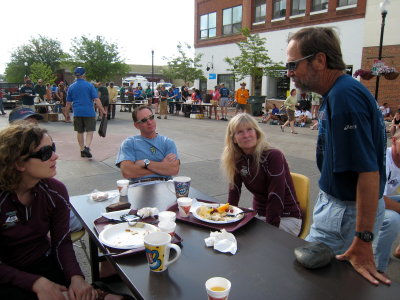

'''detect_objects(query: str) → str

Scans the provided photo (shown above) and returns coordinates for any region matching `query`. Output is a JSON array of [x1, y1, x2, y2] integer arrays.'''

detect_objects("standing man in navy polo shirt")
[[65, 67, 107, 158], [287, 27, 389, 285]]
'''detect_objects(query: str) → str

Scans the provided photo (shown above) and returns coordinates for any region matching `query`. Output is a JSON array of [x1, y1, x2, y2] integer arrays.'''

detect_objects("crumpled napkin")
[[89, 191, 109, 201], [204, 229, 237, 254], [137, 207, 159, 218], [89, 189, 119, 202]]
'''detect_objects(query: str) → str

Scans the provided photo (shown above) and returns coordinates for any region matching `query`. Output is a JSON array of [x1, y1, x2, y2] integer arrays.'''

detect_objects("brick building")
[[194, 0, 399, 111]]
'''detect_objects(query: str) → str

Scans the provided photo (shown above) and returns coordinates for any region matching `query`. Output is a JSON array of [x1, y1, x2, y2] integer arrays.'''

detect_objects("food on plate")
[[216, 203, 230, 213], [197, 204, 236, 222]]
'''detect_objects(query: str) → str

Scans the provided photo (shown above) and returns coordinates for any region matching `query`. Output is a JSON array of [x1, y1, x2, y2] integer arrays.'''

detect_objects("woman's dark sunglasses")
[[137, 114, 155, 124], [27, 143, 56, 161]]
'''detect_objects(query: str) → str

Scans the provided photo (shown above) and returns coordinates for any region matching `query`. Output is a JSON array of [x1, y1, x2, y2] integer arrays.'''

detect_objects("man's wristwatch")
[[355, 231, 374, 242], [143, 159, 150, 169]]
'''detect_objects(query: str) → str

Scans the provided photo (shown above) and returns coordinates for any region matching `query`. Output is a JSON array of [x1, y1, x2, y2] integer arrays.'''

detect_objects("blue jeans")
[[375, 195, 400, 272], [306, 191, 385, 255], [70, 211, 83, 232]]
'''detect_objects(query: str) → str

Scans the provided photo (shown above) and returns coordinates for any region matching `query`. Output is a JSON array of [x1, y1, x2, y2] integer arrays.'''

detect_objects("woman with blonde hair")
[[0, 124, 132, 299], [221, 113, 302, 235]]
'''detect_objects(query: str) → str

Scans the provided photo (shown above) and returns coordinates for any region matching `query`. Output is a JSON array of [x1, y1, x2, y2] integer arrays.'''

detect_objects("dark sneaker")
[[82, 147, 92, 158], [157, 116, 161, 119]]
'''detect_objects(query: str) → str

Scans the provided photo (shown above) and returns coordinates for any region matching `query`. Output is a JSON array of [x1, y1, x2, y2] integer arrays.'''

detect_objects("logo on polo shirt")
[[344, 124, 357, 130], [3, 211, 18, 228]]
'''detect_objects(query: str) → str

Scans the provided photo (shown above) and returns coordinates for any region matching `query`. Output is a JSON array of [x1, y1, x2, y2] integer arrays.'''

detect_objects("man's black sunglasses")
[[27, 143, 56, 161], [286, 54, 314, 71], [137, 114, 155, 124]]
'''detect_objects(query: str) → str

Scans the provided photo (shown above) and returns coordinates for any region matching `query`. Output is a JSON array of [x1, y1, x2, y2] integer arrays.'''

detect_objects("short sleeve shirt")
[[66, 79, 98, 117], [20, 85, 35, 106], [316, 74, 386, 201], [115, 134, 179, 180], [220, 87, 230, 98]]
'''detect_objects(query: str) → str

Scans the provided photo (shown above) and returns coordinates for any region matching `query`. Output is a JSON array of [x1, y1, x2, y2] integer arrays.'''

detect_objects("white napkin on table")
[[204, 229, 237, 255], [137, 207, 159, 218]]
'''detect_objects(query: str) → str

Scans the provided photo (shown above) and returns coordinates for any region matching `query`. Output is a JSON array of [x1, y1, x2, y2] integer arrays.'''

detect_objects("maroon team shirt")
[[0, 178, 83, 291], [228, 148, 302, 227]]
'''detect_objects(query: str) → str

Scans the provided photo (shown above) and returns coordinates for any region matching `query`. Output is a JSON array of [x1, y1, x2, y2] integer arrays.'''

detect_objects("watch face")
[[363, 232, 373, 242], [356, 231, 374, 242]]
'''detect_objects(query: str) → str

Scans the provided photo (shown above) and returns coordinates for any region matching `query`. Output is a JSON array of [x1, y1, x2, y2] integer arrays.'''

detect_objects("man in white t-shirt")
[[375, 131, 400, 272], [299, 109, 312, 127]]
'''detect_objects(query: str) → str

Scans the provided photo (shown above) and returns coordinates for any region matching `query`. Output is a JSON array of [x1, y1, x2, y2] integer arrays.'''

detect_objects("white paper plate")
[[192, 204, 244, 224], [99, 222, 159, 249]]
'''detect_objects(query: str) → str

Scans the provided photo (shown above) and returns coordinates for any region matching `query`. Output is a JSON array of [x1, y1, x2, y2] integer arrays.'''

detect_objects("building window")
[[200, 12, 216, 40], [337, 0, 357, 7], [223, 5, 242, 35], [312, 0, 328, 11], [291, 0, 306, 15], [273, 0, 286, 19], [254, 0, 266, 23]]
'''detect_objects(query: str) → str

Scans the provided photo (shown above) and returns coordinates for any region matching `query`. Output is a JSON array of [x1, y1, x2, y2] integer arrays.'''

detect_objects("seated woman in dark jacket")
[[0, 124, 132, 300], [221, 113, 302, 236]]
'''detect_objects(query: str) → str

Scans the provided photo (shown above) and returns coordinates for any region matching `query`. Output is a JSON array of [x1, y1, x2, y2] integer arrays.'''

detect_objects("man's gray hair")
[[288, 27, 346, 71]]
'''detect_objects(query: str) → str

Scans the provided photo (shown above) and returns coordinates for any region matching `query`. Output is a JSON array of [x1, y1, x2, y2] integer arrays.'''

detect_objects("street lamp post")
[[151, 50, 154, 93], [374, 0, 390, 101], [24, 62, 28, 77]]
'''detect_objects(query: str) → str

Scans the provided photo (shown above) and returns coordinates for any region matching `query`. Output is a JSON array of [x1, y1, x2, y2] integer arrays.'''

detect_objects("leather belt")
[[130, 177, 168, 185]]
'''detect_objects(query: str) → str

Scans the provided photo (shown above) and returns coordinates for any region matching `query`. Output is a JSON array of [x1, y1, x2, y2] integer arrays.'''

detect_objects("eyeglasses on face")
[[286, 54, 314, 71], [27, 143, 56, 161], [136, 114, 155, 124]]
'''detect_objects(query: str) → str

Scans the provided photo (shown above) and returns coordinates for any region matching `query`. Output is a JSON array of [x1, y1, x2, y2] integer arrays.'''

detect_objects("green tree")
[[162, 42, 204, 85], [224, 28, 284, 95], [4, 35, 66, 82], [4, 62, 26, 83], [68, 35, 129, 82], [29, 63, 57, 84]]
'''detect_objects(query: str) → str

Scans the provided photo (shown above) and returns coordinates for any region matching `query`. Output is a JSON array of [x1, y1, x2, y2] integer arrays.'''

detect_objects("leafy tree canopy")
[[68, 35, 129, 82], [29, 63, 57, 84], [162, 42, 204, 85], [5, 35, 66, 83], [224, 28, 284, 93]]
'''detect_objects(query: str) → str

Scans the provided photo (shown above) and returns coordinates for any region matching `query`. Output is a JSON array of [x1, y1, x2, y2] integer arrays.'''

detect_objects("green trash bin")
[[247, 96, 265, 116]]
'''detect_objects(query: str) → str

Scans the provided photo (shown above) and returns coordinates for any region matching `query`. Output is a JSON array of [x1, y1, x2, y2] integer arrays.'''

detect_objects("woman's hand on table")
[[32, 277, 68, 300], [68, 275, 96, 300]]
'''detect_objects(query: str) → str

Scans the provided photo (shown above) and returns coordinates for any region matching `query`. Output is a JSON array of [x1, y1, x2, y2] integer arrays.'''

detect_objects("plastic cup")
[[158, 220, 176, 236], [158, 211, 176, 222], [173, 176, 191, 198], [177, 197, 192, 217], [117, 179, 129, 196], [205, 277, 231, 300]]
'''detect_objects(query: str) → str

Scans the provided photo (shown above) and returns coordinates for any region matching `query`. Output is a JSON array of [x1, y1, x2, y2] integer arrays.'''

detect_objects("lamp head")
[[380, 0, 390, 14]]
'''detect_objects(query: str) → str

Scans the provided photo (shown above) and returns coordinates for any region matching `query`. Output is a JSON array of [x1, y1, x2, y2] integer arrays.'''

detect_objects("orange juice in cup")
[[205, 277, 231, 300]]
